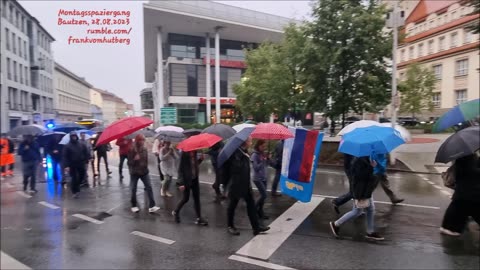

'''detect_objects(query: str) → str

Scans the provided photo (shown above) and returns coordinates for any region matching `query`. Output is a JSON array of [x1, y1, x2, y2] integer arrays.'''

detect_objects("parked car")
[[398, 117, 419, 126]]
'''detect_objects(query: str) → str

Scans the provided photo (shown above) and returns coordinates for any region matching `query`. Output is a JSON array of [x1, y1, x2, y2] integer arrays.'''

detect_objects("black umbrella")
[[183, 129, 202, 137], [202, 124, 236, 140], [156, 130, 185, 143], [7, 124, 47, 137], [435, 126, 480, 163], [37, 131, 66, 147], [126, 129, 156, 139], [217, 127, 255, 168]]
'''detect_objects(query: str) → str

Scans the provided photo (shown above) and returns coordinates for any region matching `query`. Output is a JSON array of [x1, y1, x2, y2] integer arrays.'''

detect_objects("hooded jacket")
[[62, 133, 90, 168], [350, 157, 379, 200]]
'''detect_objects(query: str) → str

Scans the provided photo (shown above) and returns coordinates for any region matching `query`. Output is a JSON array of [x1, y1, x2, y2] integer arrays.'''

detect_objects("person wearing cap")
[[17, 135, 42, 193], [63, 132, 90, 198]]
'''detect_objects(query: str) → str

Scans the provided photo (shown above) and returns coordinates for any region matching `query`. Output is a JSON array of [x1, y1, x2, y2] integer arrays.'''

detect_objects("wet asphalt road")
[[1, 151, 479, 269]]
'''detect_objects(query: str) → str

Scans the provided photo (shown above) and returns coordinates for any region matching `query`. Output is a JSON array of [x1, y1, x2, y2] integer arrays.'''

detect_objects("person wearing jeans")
[[251, 140, 269, 219], [17, 135, 42, 193], [372, 153, 404, 204], [127, 134, 159, 213]]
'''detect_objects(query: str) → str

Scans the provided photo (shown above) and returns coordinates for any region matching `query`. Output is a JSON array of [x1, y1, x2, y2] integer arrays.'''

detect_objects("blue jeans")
[[334, 198, 375, 234], [254, 180, 267, 217]]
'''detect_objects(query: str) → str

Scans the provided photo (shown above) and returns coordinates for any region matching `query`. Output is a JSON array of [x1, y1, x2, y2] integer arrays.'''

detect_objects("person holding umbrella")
[[63, 132, 90, 198], [17, 135, 42, 193], [207, 141, 225, 202], [251, 139, 270, 219], [116, 136, 133, 180], [93, 134, 112, 178], [159, 141, 179, 197], [152, 138, 165, 182]]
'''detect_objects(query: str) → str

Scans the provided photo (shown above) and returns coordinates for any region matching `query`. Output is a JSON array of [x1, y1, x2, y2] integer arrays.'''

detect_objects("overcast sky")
[[18, 1, 313, 114]]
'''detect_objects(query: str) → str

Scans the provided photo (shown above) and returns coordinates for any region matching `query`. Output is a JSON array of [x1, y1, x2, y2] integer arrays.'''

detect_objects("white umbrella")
[[59, 132, 91, 145], [232, 123, 256, 132], [379, 123, 412, 142], [155, 125, 184, 133], [337, 120, 381, 136]]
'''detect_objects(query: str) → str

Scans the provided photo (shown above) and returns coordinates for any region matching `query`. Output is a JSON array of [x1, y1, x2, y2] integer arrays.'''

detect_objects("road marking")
[[422, 177, 430, 181], [229, 255, 296, 270], [38, 201, 60, 209], [72, 214, 104, 224], [433, 185, 443, 190], [311, 194, 440, 210], [426, 180, 435, 185], [441, 190, 452, 196], [236, 197, 323, 260], [131, 231, 175, 245], [5, 182, 15, 188], [15, 191, 32, 199], [1, 251, 32, 269]]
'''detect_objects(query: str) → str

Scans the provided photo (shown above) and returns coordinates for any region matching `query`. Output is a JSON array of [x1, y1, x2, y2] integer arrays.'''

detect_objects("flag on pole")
[[280, 127, 324, 202]]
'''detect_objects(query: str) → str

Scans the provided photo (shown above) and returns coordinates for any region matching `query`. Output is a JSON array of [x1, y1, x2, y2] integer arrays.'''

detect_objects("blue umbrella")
[[338, 126, 405, 157], [433, 99, 479, 132], [217, 127, 255, 168]]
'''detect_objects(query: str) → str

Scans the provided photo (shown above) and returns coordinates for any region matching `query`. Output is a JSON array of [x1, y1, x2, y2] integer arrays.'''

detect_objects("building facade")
[[394, 0, 479, 119], [54, 62, 92, 122], [143, 0, 297, 125], [0, 0, 55, 132], [90, 88, 128, 125]]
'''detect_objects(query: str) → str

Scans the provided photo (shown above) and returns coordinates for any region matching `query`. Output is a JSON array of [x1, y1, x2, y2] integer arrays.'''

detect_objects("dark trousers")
[[90, 158, 96, 176], [119, 155, 128, 176], [333, 174, 353, 206], [22, 161, 37, 191], [130, 173, 156, 208], [156, 155, 164, 181], [175, 178, 201, 218], [254, 180, 267, 217], [51, 158, 62, 181], [271, 169, 281, 194], [97, 153, 109, 174], [376, 174, 399, 202], [70, 166, 86, 194], [227, 191, 260, 230], [442, 199, 480, 233], [212, 168, 223, 196]]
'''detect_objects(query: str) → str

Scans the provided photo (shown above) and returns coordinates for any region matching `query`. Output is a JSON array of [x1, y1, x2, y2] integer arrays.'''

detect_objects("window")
[[409, 47, 414, 59], [429, 20, 434, 29], [451, 32, 458, 47], [220, 68, 228, 97], [433, 64, 442, 80], [25, 66, 28, 86], [23, 41, 27, 60], [400, 49, 405, 62], [432, 93, 441, 107], [19, 64, 23, 84], [418, 43, 424, 57], [12, 32, 15, 54], [455, 89, 467, 104], [13, 61, 17, 82], [464, 29, 472, 43], [5, 28, 10, 50], [439, 36, 445, 51], [18, 37, 21, 57], [428, 40, 434, 54], [21, 15, 25, 33], [7, 58, 11, 80], [1, 0, 6, 18], [456, 59, 468, 76], [437, 17, 441, 26], [452, 11, 457, 20], [170, 45, 196, 58], [9, 5, 13, 23]]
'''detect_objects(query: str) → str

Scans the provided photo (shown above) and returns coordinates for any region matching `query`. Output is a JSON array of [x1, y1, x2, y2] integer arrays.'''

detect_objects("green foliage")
[[233, 24, 309, 121], [398, 63, 436, 117], [303, 0, 392, 126], [462, 0, 480, 34]]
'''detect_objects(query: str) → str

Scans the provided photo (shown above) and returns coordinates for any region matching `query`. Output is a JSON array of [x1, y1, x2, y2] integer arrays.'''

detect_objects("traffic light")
[[45, 120, 55, 129]]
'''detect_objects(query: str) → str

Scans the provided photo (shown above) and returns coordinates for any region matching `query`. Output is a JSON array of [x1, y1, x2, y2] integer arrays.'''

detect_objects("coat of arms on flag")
[[280, 127, 324, 202]]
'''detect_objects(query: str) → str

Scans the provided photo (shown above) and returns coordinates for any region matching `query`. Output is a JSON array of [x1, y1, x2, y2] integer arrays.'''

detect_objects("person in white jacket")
[[159, 141, 179, 197], [152, 138, 164, 181]]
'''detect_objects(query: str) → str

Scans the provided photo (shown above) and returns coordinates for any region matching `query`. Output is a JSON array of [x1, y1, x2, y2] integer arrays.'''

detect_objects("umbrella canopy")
[[232, 123, 256, 132], [155, 130, 185, 143], [337, 120, 381, 136], [127, 129, 156, 139], [338, 126, 406, 157], [37, 131, 66, 147], [177, 133, 222, 152], [53, 123, 85, 133], [95, 117, 153, 146], [155, 125, 184, 133], [76, 129, 95, 136], [7, 124, 47, 137], [59, 131, 92, 145], [183, 129, 202, 137], [435, 126, 480, 163], [217, 127, 255, 168], [378, 123, 412, 142], [250, 123, 294, 140], [90, 126, 105, 132], [433, 99, 480, 133], [202, 124, 236, 140]]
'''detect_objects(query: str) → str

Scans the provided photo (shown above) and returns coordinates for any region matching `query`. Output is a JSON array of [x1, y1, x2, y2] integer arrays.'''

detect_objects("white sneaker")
[[131, 207, 140, 213], [149, 206, 160, 213], [165, 191, 173, 197], [160, 189, 166, 197], [440, 227, 460, 236]]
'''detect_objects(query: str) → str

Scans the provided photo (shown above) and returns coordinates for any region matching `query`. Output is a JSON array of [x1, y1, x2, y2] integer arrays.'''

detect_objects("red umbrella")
[[176, 133, 222, 152], [251, 123, 294, 140], [95, 117, 153, 146]]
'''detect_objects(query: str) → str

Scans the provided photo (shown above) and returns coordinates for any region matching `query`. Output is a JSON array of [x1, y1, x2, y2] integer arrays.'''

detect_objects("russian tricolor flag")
[[280, 127, 324, 202]]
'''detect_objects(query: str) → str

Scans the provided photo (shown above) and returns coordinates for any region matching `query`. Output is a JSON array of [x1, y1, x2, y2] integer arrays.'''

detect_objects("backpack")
[[441, 163, 456, 189]]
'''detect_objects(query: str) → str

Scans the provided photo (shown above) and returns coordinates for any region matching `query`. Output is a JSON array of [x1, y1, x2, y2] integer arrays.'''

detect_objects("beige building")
[[54, 62, 92, 122], [90, 88, 128, 125], [392, 0, 479, 119]]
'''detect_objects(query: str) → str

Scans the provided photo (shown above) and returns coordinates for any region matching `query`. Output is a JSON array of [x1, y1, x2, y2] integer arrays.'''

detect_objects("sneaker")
[[195, 217, 208, 226], [365, 232, 385, 241], [392, 198, 405, 205], [331, 201, 340, 214], [160, 189, 166, 197], [228, 227, 240, 236], [148, 206, 160, 213], [131, 207, 140, 213], [329, 221, 340, 238], [253, 226, 270, 235], [440, 227, 461, 236], [165, 191, 173, 197], [172, 211, 180, 223], [29, 189, 38, 194]]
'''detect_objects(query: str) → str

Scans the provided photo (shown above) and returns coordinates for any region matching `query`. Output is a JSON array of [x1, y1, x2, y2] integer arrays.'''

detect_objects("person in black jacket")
[[172, 150, 208, 226], [222, 137, 270, 236], [63, 132, 90, 198], [270, 140, 284, 197], [93, 134, 112, 178], [45, 136, 64, 183], [331, 154, 354, 214], [207, 141, 225, 202], [329, 156, 384, 241], [17, 135, 42, 193], [440, 153, 480, 236]]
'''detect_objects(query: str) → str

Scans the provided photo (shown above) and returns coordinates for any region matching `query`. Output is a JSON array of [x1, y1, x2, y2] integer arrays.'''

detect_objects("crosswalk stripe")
[[229, 255, 296, 270], [131, 231, 175, 245], [72, 214, 104, 224], [38, 201, 60, 209], [1, 251, 32, 269]]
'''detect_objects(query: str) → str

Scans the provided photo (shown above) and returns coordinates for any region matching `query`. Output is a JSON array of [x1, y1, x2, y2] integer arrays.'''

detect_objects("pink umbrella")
[[251, 123, 294, 140]]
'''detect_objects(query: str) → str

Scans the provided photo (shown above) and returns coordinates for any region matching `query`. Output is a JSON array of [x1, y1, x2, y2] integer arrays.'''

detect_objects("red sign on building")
[[202, 58, 246, 69], [199, 98, 236, 105]]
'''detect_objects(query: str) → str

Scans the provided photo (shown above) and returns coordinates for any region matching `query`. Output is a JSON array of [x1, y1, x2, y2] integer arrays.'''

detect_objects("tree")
[[303, 0, 392, 127], [398, 63, 436, 117], [462, 0, 480, 34], [234, 24, 308, 122]]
